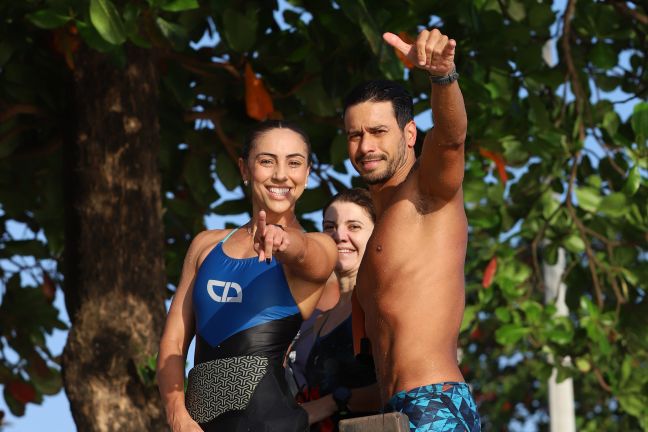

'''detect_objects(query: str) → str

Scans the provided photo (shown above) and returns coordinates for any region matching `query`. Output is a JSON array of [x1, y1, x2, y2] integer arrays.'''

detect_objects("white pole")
[[543, 248, 576, 432]]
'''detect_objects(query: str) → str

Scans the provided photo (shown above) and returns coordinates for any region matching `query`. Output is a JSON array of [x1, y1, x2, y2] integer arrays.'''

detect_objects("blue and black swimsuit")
[[186, 229, 308, 431]]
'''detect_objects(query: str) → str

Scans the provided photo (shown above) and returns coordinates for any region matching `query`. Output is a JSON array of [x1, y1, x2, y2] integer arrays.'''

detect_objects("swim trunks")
[[386, 382, 481, 432], [186, 228, 308, 431]]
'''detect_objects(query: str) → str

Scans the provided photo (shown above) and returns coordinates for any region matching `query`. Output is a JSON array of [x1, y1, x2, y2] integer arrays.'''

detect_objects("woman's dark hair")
[[242, 120, 312, 164], [343, 80, 414, 129], [322, 188, 376, 223]]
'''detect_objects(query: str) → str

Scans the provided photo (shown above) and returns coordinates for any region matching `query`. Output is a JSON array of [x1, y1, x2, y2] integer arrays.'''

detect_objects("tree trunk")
[[62, 44, 168, 431]]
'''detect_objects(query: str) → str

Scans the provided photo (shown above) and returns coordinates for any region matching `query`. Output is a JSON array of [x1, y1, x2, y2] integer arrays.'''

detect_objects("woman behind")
[[157, 121, 337, 432], [291, 188, 381, 431]]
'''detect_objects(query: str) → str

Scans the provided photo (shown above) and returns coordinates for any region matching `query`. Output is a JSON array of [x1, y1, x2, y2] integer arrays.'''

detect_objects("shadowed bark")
[[62, 44, 168, 431]]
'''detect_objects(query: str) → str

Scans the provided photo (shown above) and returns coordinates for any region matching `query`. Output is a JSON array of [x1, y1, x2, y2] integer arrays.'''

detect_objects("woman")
[[157, 121, 337, 432], [290, 188, 380, 431]]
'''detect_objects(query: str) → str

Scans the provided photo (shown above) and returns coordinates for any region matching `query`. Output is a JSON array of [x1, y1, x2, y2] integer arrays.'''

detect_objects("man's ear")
[[405, 120, 417, 149]]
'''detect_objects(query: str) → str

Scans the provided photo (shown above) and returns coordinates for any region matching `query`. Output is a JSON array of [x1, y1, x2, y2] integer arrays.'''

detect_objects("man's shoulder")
[[395, 162, 464, 215]]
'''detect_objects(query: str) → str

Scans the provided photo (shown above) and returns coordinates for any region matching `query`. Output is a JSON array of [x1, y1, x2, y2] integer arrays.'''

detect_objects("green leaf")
[[590, 43, 617, 69], [336, 0, 401, 80], [468, 206, 500, 229], [495, 324, 530, 345], [330, 133, 348, 166], [598, 192, 627, 217], [540, 191, 560, 220], [183, 153, 218, 206], [564, 233, 585, 253], [521, 300, 542, 324], [528, 3, 554, 27], [161, 0, 200, 12], [0, 41, 13, 66], [296, 186, 331, 214], [622, 165, 641, 196], [215, 152, 240, 191], [89, 0, 127, 45], [222, 8, 257, 52], [547, 317, 574, 345], [528, 95, 550, 128], [495, 307, 511, 323], [31, 368, 62, 395], [631, 102, 648, 145], [617, 394, 648, 424], [123, 4, 151, 49], [575, 357, 591, 373], [575, 186, 601, 213], [26, 9, 71, 29], [76, 19, 116, 53], [507, 0, 526, 21], [212, 198, 249, 215], [156, 17, 189, 50], [0, 240, 49, 258], [602, 110, 619, 136], [296, 80, 337, 117], [460, 305, 478, 333]]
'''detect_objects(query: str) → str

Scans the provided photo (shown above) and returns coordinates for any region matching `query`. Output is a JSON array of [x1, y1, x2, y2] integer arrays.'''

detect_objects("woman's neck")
[[336, 270, 357, 301]]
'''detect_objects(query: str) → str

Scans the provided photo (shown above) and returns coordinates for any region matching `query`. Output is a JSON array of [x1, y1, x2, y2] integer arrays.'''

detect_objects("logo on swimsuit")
[[207, 280, 243, 303]]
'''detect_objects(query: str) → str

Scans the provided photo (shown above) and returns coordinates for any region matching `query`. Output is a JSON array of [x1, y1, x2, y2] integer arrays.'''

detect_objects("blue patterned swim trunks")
[[386, 382, 481, 431]]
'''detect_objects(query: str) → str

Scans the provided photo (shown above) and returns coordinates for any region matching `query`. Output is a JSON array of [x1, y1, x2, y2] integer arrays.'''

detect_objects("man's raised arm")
[[384, 29, 467, 201]]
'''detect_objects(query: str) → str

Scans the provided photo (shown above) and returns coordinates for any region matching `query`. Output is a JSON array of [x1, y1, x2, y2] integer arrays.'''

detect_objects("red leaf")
[[479, 148, 508, 184], [41, 273, 56, 303], [51, 24, 80, 71], [394, 32, 415, 69], [7, 380, 36, 404], [244, 63, 274, 121], [469, 326, 483, 341], [482, 257, 497, 288]]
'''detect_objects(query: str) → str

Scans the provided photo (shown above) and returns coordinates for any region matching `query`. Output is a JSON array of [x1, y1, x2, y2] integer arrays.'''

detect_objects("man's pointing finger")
[[383, 32, 412, 56]]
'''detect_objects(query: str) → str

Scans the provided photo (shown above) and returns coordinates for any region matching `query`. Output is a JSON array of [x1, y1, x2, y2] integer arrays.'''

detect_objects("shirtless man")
[[343, 29, 480, 431]]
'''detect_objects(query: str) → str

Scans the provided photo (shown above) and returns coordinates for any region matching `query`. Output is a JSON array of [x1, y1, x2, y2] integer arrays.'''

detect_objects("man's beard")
[[358, 138, 407, 185]]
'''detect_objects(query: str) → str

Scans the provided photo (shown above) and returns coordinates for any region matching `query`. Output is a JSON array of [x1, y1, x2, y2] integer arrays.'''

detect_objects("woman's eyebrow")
[[286, 153, 306, 159], [255, 152, 278, 159]]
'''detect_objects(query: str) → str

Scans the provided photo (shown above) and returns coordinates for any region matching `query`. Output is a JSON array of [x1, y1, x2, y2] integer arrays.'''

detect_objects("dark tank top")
[[304, 315, 377, 431], [186, 229, 308, 432], [306, 316, 376, 395]]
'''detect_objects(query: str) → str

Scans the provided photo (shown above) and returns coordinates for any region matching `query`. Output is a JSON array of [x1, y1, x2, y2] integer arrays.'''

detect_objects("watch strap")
[[428, 67, 459, 85]]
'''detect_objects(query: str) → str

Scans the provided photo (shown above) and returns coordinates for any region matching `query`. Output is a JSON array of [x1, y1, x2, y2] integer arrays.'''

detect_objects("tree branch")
[[0, 104, 46, 123], [161, 50, 240, 79], [183, 110, 241, 164], [607, 0, 648, 25], [593, 366, 613, 392], [565, 156, 604, 308], [561, 0, 587, 141]]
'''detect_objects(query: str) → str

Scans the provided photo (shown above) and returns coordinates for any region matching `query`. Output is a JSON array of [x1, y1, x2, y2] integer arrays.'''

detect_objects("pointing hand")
[[383, 29, 456, 76]]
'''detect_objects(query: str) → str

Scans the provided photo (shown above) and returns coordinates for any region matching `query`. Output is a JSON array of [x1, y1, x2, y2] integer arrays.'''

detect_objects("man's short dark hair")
[[343, 80, 414, 129]]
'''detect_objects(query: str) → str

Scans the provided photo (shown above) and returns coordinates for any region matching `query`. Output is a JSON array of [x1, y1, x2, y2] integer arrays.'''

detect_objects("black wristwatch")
[[332, 386, 351, 415], [428, 66, 459, 85]]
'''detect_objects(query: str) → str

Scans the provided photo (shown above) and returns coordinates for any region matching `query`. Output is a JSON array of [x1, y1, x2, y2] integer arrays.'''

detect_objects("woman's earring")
[[244, 180, 249, 186]]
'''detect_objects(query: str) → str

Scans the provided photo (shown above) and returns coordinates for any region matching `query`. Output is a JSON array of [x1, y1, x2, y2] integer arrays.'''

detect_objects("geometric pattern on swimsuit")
[[185, 356, 269, 424], [387, 382, 481, 432]]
